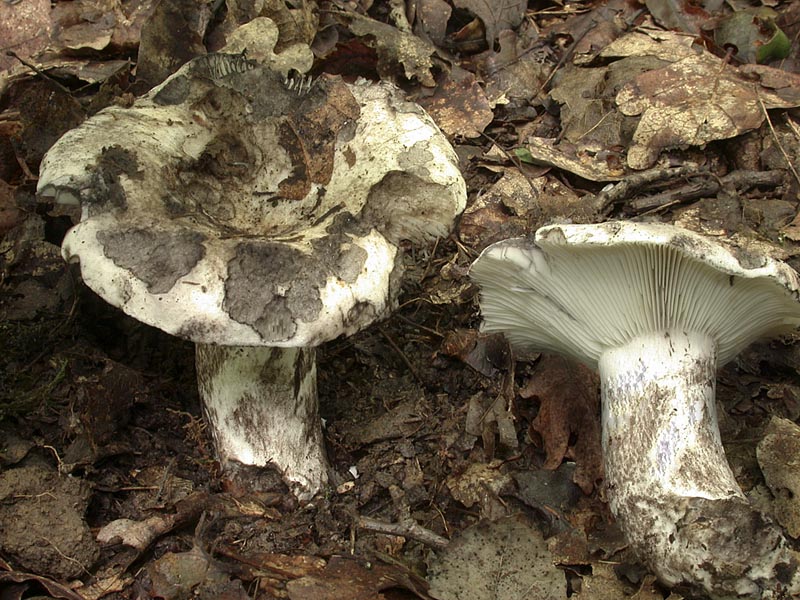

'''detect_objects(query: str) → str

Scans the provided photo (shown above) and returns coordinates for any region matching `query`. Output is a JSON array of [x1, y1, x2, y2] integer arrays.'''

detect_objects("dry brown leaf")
[[465, 390, 518, 454], [599, 29, 697, 62], [50, 0, 154, 53], [447, 460, 514, 520], [520, 137, 627, 182], [0, 0, 51, 73], [134, 0, 210, 90], [278, 76, 361, 199], [346, 13, 438, 86], [439, 330, 509, 377], [521, 356, 603, 494], [0, 569, 85, 600], [417, 67, 493, 137], [614, 35, 800, 169], [739, 64, 800, 105], [451, 0, 526, 47], [413, 0, 452, 47]]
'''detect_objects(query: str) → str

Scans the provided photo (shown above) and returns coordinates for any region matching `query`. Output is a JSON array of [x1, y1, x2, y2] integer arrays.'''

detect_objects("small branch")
[[379, 326, 425, 388], [6, 51, 75, 98], [589, 165, 702, 214], [758, 95, 800, 187], [357, 515, 449, 550], [631, 170, 786, 214]]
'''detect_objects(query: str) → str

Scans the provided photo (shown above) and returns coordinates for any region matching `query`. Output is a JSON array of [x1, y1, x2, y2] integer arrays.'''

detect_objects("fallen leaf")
[[439, 330, 509, 377], [714, 8, 790, 64], [519, 137, 626, 182], [645, 0, 709, 35], [427, 515, 566, 600], [447, 460, 514, 520], [72, 570, 133, 600], [465, 391, 518, 455], [0, 0, 51, 73], [451, 0, 526, 47], [346, 13, 438, 86], [614, 33, 800, 169], [278, 75, 361, 199], [481, 30, 551, 107], [0, 566, 84, 600], [417, 67, 493, 137], [738, 64, 800, 105], [134, 0, 210, 90], [413, 0, 452, 46], [521, 356, 603, 494], [50, 0, 155, 54], [513, 462, 583, 514]]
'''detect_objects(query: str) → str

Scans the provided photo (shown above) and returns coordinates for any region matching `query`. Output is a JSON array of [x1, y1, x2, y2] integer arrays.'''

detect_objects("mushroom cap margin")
[[470, 221, 800, 368]]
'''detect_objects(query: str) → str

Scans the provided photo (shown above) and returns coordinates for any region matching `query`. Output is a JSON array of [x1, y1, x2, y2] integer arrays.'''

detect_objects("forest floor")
[[2, 1, 800, 599]]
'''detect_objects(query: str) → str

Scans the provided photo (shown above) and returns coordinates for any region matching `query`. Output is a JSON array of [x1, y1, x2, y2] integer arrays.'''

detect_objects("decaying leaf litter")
[[1, 0, 799, 598]]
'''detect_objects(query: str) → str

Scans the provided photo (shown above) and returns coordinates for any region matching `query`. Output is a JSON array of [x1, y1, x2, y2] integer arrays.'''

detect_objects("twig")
[[155, 456, 177, 502], [5, 51, 75, 97], [379, 326, 425, 388], [41, 537, 91, 577], [590, 165, 703, 214], [758, 94, 800, 187], [478, 130, 540, 197], [632, 170, 787, 214], [357, 515, 449, 549]]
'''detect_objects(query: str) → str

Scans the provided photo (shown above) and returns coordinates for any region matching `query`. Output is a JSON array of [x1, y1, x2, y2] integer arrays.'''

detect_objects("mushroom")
[[470, 221, 800, 598], [37, 39, 466, 499]]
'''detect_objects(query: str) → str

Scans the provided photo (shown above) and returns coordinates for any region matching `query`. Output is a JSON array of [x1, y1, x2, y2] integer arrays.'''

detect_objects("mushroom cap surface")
[[38, 54, 466, 347], [470, 221, 800, 367]]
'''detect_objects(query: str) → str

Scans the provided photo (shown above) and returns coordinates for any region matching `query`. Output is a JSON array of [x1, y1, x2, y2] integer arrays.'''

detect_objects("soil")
[[2, 2, 800, 600]]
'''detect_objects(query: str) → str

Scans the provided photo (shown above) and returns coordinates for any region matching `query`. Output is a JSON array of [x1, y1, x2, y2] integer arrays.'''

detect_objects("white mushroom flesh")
[[37, 27, 466, 500], [196, 345, 326, 500], [470, 222, 800, 598]]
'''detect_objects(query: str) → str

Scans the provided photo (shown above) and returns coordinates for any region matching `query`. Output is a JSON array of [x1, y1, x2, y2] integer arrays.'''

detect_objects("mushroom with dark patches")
[[36, 19, 466, 500], [470, 221, 800, 599]]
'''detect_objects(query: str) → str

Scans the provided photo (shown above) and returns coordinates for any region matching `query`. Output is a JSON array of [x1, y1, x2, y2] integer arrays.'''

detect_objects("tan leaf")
[[616, 50, 799, 169], [521, 356, 603, 493]]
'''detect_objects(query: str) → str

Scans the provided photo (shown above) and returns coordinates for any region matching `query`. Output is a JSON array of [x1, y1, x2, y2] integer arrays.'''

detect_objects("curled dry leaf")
[[613, 32, 800, 169], [451, 0, 527, 47], [345, 12, 439, 86], [521, 356, 603, 494]]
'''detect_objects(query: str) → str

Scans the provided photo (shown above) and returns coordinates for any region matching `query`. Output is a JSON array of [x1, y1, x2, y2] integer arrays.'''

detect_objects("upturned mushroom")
[[470, 221, 800, 598], [37, 30, 466, 500]]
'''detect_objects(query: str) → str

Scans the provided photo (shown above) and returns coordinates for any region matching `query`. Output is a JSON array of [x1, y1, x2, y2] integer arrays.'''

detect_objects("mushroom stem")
[[195, 344, 328, 501], [600, 330, 798, 597]]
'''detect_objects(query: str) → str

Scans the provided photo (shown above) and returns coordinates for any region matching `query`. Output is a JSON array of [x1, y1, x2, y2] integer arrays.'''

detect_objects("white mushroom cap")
[[38, 55, 466, 347], [470, 221, 800, 368]]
